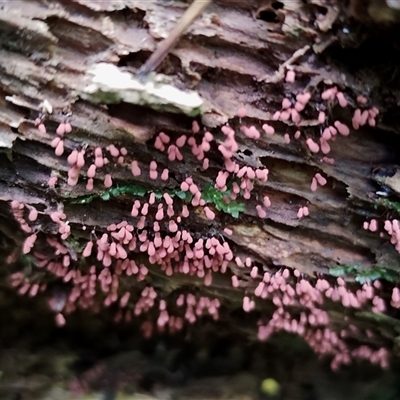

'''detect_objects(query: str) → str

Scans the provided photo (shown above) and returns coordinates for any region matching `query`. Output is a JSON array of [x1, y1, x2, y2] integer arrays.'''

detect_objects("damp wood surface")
[[2, 1, 400, 398], [1, 0, 398, 273]]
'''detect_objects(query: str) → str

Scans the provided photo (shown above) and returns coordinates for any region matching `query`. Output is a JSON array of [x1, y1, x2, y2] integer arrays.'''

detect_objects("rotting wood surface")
[[1, 0, 400, 385]]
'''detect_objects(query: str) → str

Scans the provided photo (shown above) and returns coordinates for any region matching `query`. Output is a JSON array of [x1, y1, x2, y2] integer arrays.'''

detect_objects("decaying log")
[[2, 0, 400, 398]]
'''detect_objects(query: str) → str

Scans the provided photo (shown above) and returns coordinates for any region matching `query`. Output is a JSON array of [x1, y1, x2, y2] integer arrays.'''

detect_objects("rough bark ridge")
[[1, 0, 400, 398]]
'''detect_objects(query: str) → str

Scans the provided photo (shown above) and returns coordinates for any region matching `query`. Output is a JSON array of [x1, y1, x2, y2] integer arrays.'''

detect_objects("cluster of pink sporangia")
[[12, 237, 221, 332], [48, 120, 72, 158], [11, 205, 223, 329], [250, 267, 390, 370], [114, 191, 233, 286], [249, 269, 387, 315], [153, 123, 270, 211], [21, 73, 384, 359], [352, 95, 380, 130], [10, 197, 394, 368], [36, 77, 375, 228], [258, 80, 354, 159], [153, 120, 275, 221], [126, 291, 220, 339], [297, 206, 309, 219], [176, 292, 220, 322], [10, 271, 44, 299], [12, 190, 393, 368], [10, 234, 79, 323], [66, 144, 129, 189], [310, 173, 327, 192], [39, 112, 130, 190], [38, 116, 260, 268], [13, 201, 72, 245], [10, 200, 36, 234], [363, 218, 400, 256], [130, 292, 220, 337], [34, 66, 379, 228], [249, 73, 379, 170], [153, 78, 378, 221], [10, 192, 232, 322]]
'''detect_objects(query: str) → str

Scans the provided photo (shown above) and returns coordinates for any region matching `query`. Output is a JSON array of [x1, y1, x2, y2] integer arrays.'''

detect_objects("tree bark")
[[2, 0, 400, 398]]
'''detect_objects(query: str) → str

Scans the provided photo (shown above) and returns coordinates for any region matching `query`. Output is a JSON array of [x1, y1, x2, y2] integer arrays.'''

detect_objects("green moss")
[[329, 264, 399, 283], [64, 237, 86, 254], [71, 184, 189, 204], [71, 183, 245, 218], [329, 264, 358, 277], [200, 183, 245, 218], [376, 198, 400, 214]]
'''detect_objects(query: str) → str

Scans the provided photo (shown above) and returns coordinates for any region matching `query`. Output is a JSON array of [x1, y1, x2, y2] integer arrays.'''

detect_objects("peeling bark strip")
[[1, 0, 400, 373]]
